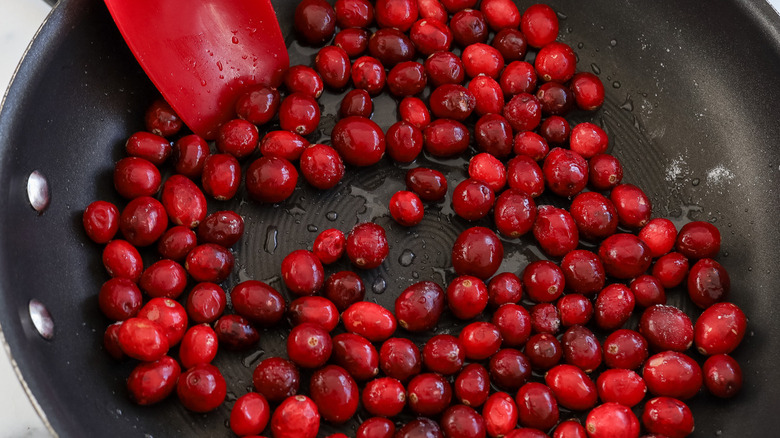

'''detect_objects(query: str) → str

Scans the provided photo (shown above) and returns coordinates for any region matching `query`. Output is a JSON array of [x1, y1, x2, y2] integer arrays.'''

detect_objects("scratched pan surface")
[[0, 0, 779, 436]]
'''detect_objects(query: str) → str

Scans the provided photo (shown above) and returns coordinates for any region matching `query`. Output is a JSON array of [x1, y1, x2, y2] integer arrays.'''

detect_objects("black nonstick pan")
[[1, 0, 779, 436]]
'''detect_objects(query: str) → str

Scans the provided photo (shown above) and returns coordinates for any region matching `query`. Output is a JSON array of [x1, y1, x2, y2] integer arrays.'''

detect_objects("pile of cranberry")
[[80, 0, 747, 437]]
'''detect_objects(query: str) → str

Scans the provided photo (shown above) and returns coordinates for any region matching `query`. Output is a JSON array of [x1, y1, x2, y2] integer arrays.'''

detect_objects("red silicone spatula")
[[103, 0, 289, 139]]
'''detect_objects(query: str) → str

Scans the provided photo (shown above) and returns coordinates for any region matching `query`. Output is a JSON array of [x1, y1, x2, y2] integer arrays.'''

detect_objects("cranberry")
[[125, 131, 171, 165], [316, 45, 351, 89], [215, 118, 259, 159], [139, 260, 187, 299], [533, 206, 579, 257], [400, 96, 432, 128], [260, 130, 309, 161], [462, 43, 504, 78], [201, 153, 241, 200], [703, 353, 743, 398], [493, 189, 537, 238], [230, 280, 285, 326], [687, 257, 731, 308], [113, 157, 161, 200], [562, 325, 602, 372], [507, 154, 545, 197], [639, 304, 694, 352], [492, 29, 527, 63], [473, 113, 512, 157], [480, 0, 520, 30], [334, 0, 374, 28], [186, 282, 226, 324], [424, 118, 470, 157], [694, 302, 747, 355], [440, 0, 477, 12], [395, 281, 446, 332], [271, 395, 320, 438], [246, 156, 299, 203], [409, 18, 452, 55], [521, 4, 559, 48], [676, 221, 721, 259], [380, 337, 422, 382], [423, 334, 465, 375], [521, 260, 563, 303], [483, 392, 519, 438], [253, 357, 300, 403], [451, 226, 504, 280], [311, 229, 346, 265], [652, 252, 689, 288], [454, 363, 490, 407], [501, 61, 537, 96], [440, 405, 487, 438], [235, 84, 280, 125], [430, 84, 476, 121], [570, 192, 618, 240], [294, 0, 336, 45], [516, 382, 559, 430], [368, 28, 416, 67], [362, 377, 407, 417], [387, 61, 427, 97], [324, 270, 365, 311], [214, 314, 259, 350], [161, 176, 207, 230], [603, 329, 649, 370], [407, 372, 452, 416], [310, 365, 359, 423], [83, 200, 120, 244], [488, 272, 523, 307], [641, 396, 695, 438], [595, 284, 635, 331], [585, 403, 640, 438], [489, 348, 532, 390], [459, 321, 502, 360], [530, 302, 562, 334], [346, 222, 389, 269], [280, 249, 324, 296], [638, 218, 677, 258], [643, 351, 703, 400], [553, 420, 588, 438], [386, 122, 424, 163], [357, 417, 396, 438], [98, 278, 142, 321], [343, 301, 397, 341], [179, 324, 218, 369], [144, 99, 181, 137], [418, 0, 448, 22], [450, 9, 488, 46], [332, 116, 386, 166], [118, 317, 168, 361], [598, 233, 652, 279], [545, 364, 598, 411], [560, 250, 605, 295], [588, 153, 623, 191], [352, 56, 387, 95], [406, 167, 448, 201], [543, 148, 588, 197], [127, 356, 180, 405], [570, 72, 605, 111], [425, 50, 466, 86], [287, 322, 332, 368], [611, 184, 652, 228], [340, 89, 373, 118], [539, 115, 571, 144], [569, 122, 609, 159], [197, 210, 244, 248], [102, 239, 143, 281], [335, 27, 370, 57], [491, 303, 531, 347], [396, 418, 443, 438], [525, 333, 563, 370], [332, 332, 379, 380], [279, 92, 320, 136], [452, 178, 495, 221], [230, 392, 270, 437], [504, 92, 542, 132], [558, 294, 593, 327], [447, 275, 489, 320], [185, 243, 234, 283], [119, 196, 167, 247], [300, 143, 345, 190], [375, 0, 418, 31], [537, 82, 575, 115], [535, 42, 576, 83], [596, 369, 647, 407]]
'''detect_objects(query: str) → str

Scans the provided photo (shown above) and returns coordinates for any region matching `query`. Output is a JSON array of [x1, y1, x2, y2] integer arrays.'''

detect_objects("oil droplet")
[[412, 271, 419, 279], [232, 36, 239, 44], [307, 224, 319, 232], [242, 349, 265, 368], [216, 61, 224, 71], [399, 249, 416, 267], [557, 11, 568, 20], [591, 63, 601, 74], [610, 39, 617, 47], [226, 392, 238, 402], [620, 95, 634, 111], [372, 276, 387, 294], [326, 211, 338, 221], [692, 178, 701, 186], [264, 226, 278, 254], [577, 42, 584, 49], [612, 81, 621, 89], [200, 79, 207, 87]]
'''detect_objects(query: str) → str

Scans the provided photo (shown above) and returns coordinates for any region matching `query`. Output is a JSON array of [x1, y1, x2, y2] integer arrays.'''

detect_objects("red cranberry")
[[139, 260, 187, 299], [127, 356, 180, 405], [451, 226, 504, 280], [507, 155, 545, 197], [332, 116, 386, 166], [235, 84, 280, 125], [334, 0, 374, 28], [516, 382, 559, 430], [553, 420, 588, 438], [561, 250, 606, 296], [271, 395, 320, 438], [639, 218, 677, 258], [279, 92, 320, 136], [285, 66, 325, 98], [652, 252, 689, 288], [687, 258, 730, 308], [531, 302, 561, 335], [186, 282, 226, 324], [395, 281, 446, 332], [588, 153, 623, 191], [197, 210, 244, 248], [396, 418, 443, 438], [481, 0, 520, 30], [98, 278, 142, 321], [521, 4, 559, 48], [260, 130, 308, 161], [450, 9, 488, 46], [536, 82, 575, 115], [610, 184, 652, 228], [676, 220, 721, 259], [454, 363, 490, 407], [407, 372, 452, 416], [316, 45, 351, 89], [363, 377, 407, 417], [570, 122, 608, 158], [83, 200, 119, 244], [281, 249, 325, 296], [596, 369, 647, 407], [446, 275, 488, 320], [494, 189, 537, 238], [125, 131, 170, 165], [114, 157, 161, 200], [144, 99, 181, 137], [424, 50, 465, 86], [214, 314, 259, 350], [102, 240, 143, 281], [535, 42, 576, 83], [386, 122, 424, 163], [179, 324, 218, 369], [641, 396, 695, 438], [387, 61, 427, 97], [694, 302, 747, 355], [380, 337, 422, 382], [545, 364, 598, 411], [375, 0, 418, 31], [300, 143, 345, 190], [603, 329, 649, 370], [352, 56, 387, 95], [533, 205, 579, 257], [522, 260, 564, 303], [161, 175, 206, 228], [473, 113, 512, 157], [430, 84, 476, 121], [185, 243, 234, 283], [424, 118, 470, 157], [595, 284, 635, 331], [368, 28, 416, 67], [230, 392, 270, 437], [598, 233, 652, 279], [310, 365, 359, 423], [253, 357, 300, 403], [585, 403, 640, 438], [440, 0, 477, 13], [332, 332, 379, 380], [294, 0, 336, 45], [410, 18, 452, 55], [703, 354, 742, 398], [483, 392, 519, 438], [357, 418, 395, 438], [324, 271, 365, 311], [287, 322, 332, 368], [441, 405, 486, 438], [100, 324, 122, 359], [119, 196, 168, 247], [400, 96, 432, 128], [462, 43, 504, 78], [493, 303, 531, 347], [346, 222, 389, 269], [459, 321, 502, 360], [422, 334, 465, 375], [504, 92, 542, 131], [562, 325, 602, 372], [501, 61, 537, 96], [246, 156, 298, 203], [639, 304, 694, 352], [643, 351, 703, 400], [452, 178, 495, 221], [543, 148, 588, 197], [570, 192, 618, 240], [343, 301, 397, 341], [489, 348, 532, 390], [488, 272, 523, 307], [216, 118, 259, 159], [201, 153, 241, 200], [628, 275, 666, 307], [340, 89, 373, 118], [571, 72, 605, 111], [558, 294, 593, 327], [118, 317, 168, 361], [525, 333, 563, 370], [539, 115, 571, 144], [231, 280, 285, 327], [418, 0, 448, 22], [312, 229, 346, 265], [335, 27, 370, 57], [406, 167, 448, 201]]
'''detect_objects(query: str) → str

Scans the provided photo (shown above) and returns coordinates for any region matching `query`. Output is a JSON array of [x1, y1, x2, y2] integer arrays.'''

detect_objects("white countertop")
[[1, 0, 780, 437]]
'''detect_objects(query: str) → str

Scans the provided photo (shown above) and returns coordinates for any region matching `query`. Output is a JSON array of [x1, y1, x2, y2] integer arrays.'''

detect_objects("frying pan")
[[1, 0, 779, 436]]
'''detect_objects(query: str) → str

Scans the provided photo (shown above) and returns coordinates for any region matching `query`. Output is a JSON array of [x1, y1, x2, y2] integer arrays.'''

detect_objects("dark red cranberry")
[[160, 175, 206, 228], [687, 258, 730, 308], [440, 0, 477, 13], [483, 392, 519, 438], [352, 56, 387, 95], [340, 89, 373, 118], [139, 259, 187, 299], [201, 153, 241, 200], [125, 131, 171, 165], [185, 243, 234, 283], [137, 297, 188, 347], [300, 143, 345, 190], [410, 18, 452, 55], [522, 260, 564, 303], [279, 92, 320, 136], [324, 271, 365, 311], [310, 365, 359, 423], [424, 118, 470, 157], [492, 303, 531, 347], [197, 210, 244, 248], [570, 122, 608, 159], [694, 302, 747, 355], [430, 84, 476, 121], [407, 372, 452, 416], [380, 337, 422, 382], [216, 118, 259, 159], [525, 333, 563, 370], [313, 229, 346, 265], [481, 0, 520, 30], [214, 314, 259, 350], [492, 28, 528, 63], [545, 364, 598, 411], [332, 332, 379, 380], [83, 200, 119, 244], [561, 250, 606, 296], [489, 348, 532, 390], [418, 0, 448, 21], [343, 301, 397, 341], [387, 61, 427, 97], [570, 192, 618, 240], [100, 325, 122, 359], [459, 321, 502, 360], [99, 278, 142, 321], [454, 363, 490, 407], [588, 153, 623, 191], [441, 405, 486, 438], [346, 222, 389, 269], [539, 115, 571, 145], [407, 167, 448, 201], [368, 28, 416, 67], [641, 396, 695, 438], [504, 92, 542, 131], [114, 157, 161, 200], [595, 284, 635, 331], [102, 240, 143, 281], [284, 66, 325, 99], [603, 329, 649, 370], [334, 0, 374, 28], [375, 0, 418, 31], [230, 280, 285, 327], [127, 356, 180, 405], [396, 418, 443, 438], [186, 282, 226, 324], [473, 113, 512, 157], [643, 351, 703, 400], [703, 354, 742, 398], [652, 252, 689, 288], [530, 302, 561, 334], [422, 334, 465, 375], [271, 395, 320, 438], [118, 318, 169, 361], [598, 233, 652, 279], [521, 4, 559, 48], [513, 131, 549, 161], [488, 272, 523, 307], [335, 27, 370, 57], [452, 226, 504, 280], [630, 275, 666, 307], [294, 0, 336, 45], [452, 178, 495, 221], [400, 96, 432, 128], [179, 324, 218, 369], [144, 99, 181, 137], [516, 382, 559, 431], [332, 116, 386, 166], [558, 294, 593, 327], [470, 77, 505, 119], [596, 368, 647, 407], [362, 377, 407, 417], [571, 72, 605, 111], [585, 403, 640, 438], [357, 417, 395, 438], [253, 357, 300, 403], [533, 206, 579, 257], [386, 122, 424, 164], [260, 130, 308, 161], [462, 43, 504, 78], [610, 183, 653, 228], [230, 392, 270, 437], [246, 156, 298, 203], [501, 61, 537, 96], [562, 325, 602, 372], [543, 147, 588, 197], [287, 322, 332, 368], [424, 50, 465, 86], [395, 281, 445, 332], [316, 45, 351, 89], [235, 84, 280, 125], [494, 189, 537, 239], [640, 304, 694, 352], [676, 221, 721, 259], [537, 82, 575, 115], [450, 9, 488, 46]]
